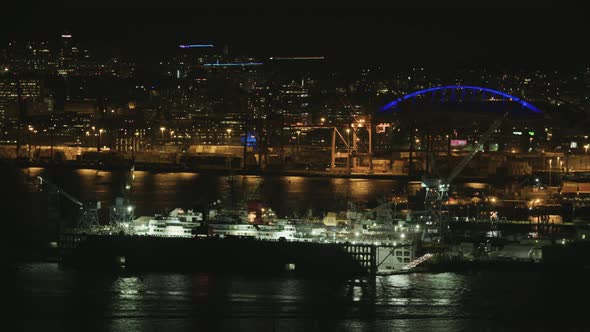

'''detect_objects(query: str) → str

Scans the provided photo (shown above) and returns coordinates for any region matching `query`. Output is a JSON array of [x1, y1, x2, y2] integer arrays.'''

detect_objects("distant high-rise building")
[[5, 41, 55, 74], [278, 78, 313, 125], [64, 98, 97, 116], [0, 78, 44, 119], [58, 32, 92, 76], [58, 32, 73, 70]]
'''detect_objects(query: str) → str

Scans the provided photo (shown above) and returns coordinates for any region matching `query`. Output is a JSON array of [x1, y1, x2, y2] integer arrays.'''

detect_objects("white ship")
[[132, 208, 202, 238], [207, 223, 258, 238], [207, 221, 297, 241], [255, 223, 296, 241], [130, 206, 297, 241]]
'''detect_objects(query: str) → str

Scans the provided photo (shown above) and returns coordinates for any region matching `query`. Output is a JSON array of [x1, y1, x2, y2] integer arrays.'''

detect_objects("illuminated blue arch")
[[380, 85, 542, 114]]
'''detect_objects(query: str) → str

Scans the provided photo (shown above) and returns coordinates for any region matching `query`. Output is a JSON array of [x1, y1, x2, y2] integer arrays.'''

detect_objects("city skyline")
[[2, 5, 586, 68], [1, 4, 588, 185], [10, 6, 590, 332]]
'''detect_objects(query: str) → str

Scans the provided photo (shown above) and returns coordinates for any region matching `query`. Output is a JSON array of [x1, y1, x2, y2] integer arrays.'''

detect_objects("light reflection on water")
[[11, 168, 590, 330], [14, 262, 590, 331], [19, 168, 405, 221]]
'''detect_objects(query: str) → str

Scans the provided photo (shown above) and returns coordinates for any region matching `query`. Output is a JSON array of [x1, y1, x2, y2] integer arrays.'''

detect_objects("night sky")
[[1, 4, 585, 68]]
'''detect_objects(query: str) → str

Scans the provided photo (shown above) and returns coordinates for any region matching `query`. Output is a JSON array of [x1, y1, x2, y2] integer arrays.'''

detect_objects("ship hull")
[[60, 235, 368, 278]]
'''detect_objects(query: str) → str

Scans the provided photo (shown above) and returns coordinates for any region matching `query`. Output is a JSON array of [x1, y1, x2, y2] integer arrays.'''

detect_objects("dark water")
[[21, 167, 409, 220], [8, 166, 413, 259], [12, 263, 590, 331], [6, 166, 588, 331]]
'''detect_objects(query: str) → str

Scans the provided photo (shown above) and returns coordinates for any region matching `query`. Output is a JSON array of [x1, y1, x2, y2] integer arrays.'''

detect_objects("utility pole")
[[296, 130, 301, 158], [368, 121, 373, 173], [256, 115, 262, 169], [408, 124, 414, 177], [28, 127, 32, 160], [15, 80, 25, 160], [549, 159, 551, 187], [346, 128, 351, 174], [49, 115, 54, 162], [242, 97, 248, 170], [447, 132, 452, 156], [98, 129, 103, 152], [585, 145, 589, 170], [425, 130, 431, 175], [330, 127, 336, 171], [352, 125, 357, 169]]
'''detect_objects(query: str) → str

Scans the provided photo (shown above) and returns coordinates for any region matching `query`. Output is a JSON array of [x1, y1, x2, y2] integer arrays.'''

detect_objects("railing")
[[401, 253, 433, 271]]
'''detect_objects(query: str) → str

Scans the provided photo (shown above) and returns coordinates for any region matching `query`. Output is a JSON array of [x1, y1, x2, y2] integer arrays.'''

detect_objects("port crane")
[[423, 112, 508, 240], [360, 112, 506, 229], [36, 175, 100, 229], [109, 165, 135, 225], [362, 198, 399, 222]]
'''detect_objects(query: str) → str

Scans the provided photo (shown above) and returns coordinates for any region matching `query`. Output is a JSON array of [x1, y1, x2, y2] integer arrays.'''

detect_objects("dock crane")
[[109, 164, 135, 225], [36, 176, 100, 229], [422, 112, 508, 241], [363, 199, 397, 222]]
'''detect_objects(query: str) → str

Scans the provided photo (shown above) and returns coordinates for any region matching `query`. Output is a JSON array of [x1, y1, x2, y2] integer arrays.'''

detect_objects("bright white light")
[[127, 206, 133, 212], [400, 233, 406, 239]]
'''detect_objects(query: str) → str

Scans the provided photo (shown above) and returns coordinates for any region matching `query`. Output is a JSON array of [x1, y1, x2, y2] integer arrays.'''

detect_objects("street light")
[[549, 159, 552, 187], [160, 127, 166, 139], [321, 117, 325, 124], [530, 199, 542, 212], [90, 126, 96, 148], [346, 128, 351, 173], [98, 129, 104, 151], [28, 126, 34, 160], [226, 128, 232, 145]]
